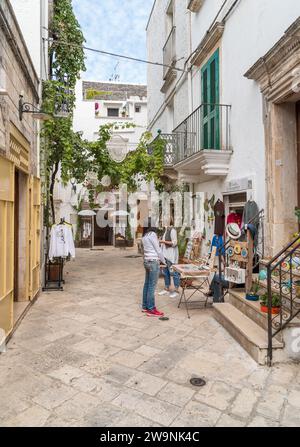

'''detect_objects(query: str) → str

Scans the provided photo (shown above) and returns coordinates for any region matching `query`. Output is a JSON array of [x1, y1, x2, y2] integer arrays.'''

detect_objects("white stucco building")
[[147, 0, 300, 257], [55, 80, 148, 246]]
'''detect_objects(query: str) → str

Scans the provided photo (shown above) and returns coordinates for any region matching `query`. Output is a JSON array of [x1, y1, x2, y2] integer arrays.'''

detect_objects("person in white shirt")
[[159, 223, 180, 299], [142, 226, 166, 317]]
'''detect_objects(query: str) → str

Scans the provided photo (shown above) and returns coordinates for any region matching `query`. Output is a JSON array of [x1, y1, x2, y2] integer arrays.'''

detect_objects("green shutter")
[[201, 49, 220, 149]]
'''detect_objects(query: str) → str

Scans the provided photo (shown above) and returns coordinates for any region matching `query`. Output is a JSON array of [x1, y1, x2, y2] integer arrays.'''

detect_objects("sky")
[[72, 0, 154, 85]]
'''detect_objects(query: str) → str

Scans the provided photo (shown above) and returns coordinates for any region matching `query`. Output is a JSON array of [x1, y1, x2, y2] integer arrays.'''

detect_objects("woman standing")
[[142, 226, 166, 317], [158, 224, 180, 299]]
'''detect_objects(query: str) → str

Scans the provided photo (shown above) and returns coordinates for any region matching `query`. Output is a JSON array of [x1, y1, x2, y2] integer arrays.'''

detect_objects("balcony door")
[[201, 49, 220, 149]]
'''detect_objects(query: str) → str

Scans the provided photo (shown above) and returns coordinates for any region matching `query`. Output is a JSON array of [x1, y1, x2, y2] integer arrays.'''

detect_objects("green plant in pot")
[[246, 279, 260, 301], [260, 292, 281, 314]]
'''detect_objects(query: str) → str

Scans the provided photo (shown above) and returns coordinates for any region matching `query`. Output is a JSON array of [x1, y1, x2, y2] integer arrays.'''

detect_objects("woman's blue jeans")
[[143, 260, 160, 310], [163, 259, 180, 289]]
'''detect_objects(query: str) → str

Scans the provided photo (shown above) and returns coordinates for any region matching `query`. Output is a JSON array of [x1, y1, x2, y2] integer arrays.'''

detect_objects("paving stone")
[[113, 412, 159, 427], [79, 356, 111, 376], [111, 350, 148, 369], [134, 345, 161, 357], [72, 339, 120, 358], [47, 365, 86, 384], [32, 384, 78, 410], [287, 388, 300, 409], [244, 368, 270, 390], [281, 403, 300, 427], [231, 388, 259, 419], [70, 375, 121, 402], [248, 415, 280, 427], [1, 406, 50, 427], [216, 414, 246, 427], [125, 371, 167, 396], [102, 364, 137, 385], [134, 396, 181, 426], [53, 392, 104, 422], [112, 389, 146, 411], [256, 385, 287, 421], [83, 407, 128, 427], [157, 382, 195, 407], [171, 400, 221, 427], [139, 345, 188, 378], [194, 381, 238, 411], [269, 365, 297, 385]]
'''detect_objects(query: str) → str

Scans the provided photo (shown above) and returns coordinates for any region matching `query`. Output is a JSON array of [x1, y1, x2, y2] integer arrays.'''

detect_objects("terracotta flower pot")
[[260, 305, 281, 315]]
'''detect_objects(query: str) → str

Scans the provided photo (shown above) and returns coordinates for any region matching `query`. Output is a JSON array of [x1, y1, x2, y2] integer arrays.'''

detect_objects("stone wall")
[[0, 0, 40, 176]]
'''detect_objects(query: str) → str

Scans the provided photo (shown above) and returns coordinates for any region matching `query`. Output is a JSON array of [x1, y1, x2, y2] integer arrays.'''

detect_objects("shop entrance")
[[13, 169, 30, 321], [93, 214, 113, 246]]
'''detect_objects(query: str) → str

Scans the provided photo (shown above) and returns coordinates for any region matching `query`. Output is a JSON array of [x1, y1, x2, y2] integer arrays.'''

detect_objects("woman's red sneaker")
[[146, 308, 164, 317]]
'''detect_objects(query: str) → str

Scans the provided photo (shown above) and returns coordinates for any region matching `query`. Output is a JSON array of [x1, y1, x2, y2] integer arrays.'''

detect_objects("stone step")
[[227, 289, 300, 333], [213, 303, 284, 365]]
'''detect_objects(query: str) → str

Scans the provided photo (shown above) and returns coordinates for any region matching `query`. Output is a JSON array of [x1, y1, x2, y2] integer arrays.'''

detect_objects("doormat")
[[90, 248, 105, 251]]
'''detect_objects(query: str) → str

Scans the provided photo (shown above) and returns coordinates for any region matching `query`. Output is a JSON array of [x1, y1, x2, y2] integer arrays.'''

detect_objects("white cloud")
[[73, 0, 154, 84]]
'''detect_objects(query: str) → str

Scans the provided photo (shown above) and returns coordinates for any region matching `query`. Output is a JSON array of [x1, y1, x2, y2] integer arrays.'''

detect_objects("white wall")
[[10, 0, 48, 79], [147, 0, 300, 253], [56, 79, 148, 226], [73, 80, 147, 149]]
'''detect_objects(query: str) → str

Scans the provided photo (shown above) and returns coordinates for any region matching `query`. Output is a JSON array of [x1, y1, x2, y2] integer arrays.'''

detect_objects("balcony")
[[158, 104, 233, 182], [161, 26, 177, 92]]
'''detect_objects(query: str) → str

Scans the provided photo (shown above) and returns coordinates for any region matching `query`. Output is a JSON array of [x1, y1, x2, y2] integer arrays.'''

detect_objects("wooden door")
[[0, 156, 14, 335]]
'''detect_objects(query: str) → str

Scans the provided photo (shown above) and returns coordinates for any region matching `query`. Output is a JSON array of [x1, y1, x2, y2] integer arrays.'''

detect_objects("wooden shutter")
[[0, 156, 14, 335], [29, 176, 41, 299], [201, 49, 220, 149]]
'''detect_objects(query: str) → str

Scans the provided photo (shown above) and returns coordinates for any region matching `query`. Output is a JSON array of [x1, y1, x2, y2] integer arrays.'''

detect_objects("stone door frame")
[[245, 17, 300, 256]]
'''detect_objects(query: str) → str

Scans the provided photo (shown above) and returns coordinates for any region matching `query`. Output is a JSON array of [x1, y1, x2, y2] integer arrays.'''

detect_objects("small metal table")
[[172, 264, 212, 318]]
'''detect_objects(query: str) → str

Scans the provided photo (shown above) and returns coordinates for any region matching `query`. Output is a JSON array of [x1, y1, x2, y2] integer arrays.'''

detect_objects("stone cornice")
[[191, 22, 224, 67], [244, 17, 300, 96], [0, 0, 39, 101]]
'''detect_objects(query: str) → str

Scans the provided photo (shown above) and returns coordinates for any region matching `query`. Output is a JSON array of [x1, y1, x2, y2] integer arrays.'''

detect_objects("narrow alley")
[[0, 248, 299, 427]]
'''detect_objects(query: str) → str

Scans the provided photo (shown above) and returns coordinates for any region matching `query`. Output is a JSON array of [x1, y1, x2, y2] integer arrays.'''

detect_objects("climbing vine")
[[84, 123, 165, 208], [42, 0, 86, 226]]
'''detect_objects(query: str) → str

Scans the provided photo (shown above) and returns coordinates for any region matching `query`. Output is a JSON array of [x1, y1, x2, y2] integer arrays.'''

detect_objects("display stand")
[[224, 230, 254, 293], [42, 254, 64, 291]]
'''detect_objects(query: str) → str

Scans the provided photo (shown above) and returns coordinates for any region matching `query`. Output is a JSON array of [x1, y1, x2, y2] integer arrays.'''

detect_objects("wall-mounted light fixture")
[[19, 94, 51, 121]]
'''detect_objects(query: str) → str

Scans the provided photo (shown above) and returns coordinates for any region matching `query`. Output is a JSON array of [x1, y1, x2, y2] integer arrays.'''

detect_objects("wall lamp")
[[19, 93, 70, 121], [19, 94, 51, 121]]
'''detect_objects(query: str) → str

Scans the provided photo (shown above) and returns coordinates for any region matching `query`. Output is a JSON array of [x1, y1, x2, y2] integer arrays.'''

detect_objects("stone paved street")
[[0, 248, 300, 427]]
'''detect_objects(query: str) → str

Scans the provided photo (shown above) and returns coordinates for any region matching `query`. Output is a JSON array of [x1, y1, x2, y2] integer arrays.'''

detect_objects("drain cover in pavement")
[[190, 377, 206, 387]]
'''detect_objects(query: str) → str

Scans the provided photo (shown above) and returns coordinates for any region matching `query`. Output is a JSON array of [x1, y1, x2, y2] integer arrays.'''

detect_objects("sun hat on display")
[[226, 223, 241, 240]]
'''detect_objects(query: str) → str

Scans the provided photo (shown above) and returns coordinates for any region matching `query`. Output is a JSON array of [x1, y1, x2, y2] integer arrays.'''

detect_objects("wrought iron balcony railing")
[[172, 103, 231, 164], [148, 133, 176, 167], [163, 26, 176, 80], [149, 103, 231, 168]]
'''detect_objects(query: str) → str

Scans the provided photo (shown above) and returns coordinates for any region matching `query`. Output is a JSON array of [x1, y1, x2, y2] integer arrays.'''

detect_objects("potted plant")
[[260, 292, 281, 314], [246, 279, 260, 301]]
